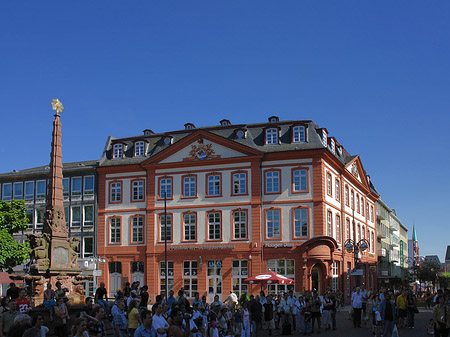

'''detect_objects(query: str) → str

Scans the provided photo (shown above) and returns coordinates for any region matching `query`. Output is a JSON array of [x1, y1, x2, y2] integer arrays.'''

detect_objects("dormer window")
[[292, 125, 306, 143], [265, 128, 279, 145], [330, 138, 336, 154], [184, 123, 195, 130], [321, 129, 327, 147], [235, 129, 246, 139], [337, 145, 342, 156], [143, 129, 154, 136], [220, 119, 231, 126], [134, 141, 145, 157], [113, 144, 123, 159], [163, 136, 173, 145], [268, 116, 279, 123]]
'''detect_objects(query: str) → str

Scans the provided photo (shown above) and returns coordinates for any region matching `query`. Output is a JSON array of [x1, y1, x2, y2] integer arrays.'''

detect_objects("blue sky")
[[1, 1, 449, 260]]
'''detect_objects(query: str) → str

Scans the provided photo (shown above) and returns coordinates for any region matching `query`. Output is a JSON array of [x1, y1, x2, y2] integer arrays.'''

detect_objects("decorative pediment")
[[142, 130, 262, 166], [345, 156, 369, 188]]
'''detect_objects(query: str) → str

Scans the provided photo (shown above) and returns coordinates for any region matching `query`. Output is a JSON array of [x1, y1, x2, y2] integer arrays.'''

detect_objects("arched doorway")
[[311, 265, 322, 294]]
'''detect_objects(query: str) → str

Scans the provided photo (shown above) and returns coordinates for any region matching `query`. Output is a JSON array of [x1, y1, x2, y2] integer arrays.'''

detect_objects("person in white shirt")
[[287, 291, 297, 330], [351, 287, 363, 328], [152, 303, 170, 337]]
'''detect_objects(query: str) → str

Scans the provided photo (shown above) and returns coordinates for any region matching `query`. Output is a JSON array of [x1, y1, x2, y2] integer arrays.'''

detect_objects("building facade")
[[0, 161, 98, 296], [96, 117, 379, 302]]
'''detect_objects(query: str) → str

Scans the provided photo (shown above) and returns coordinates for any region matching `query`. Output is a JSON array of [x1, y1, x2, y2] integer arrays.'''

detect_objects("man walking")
[[380, 293, 396, 337], [351, 287, 363, 328]]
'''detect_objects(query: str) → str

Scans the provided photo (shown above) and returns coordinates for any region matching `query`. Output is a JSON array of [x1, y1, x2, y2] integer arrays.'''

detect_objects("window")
[[26, 209, 34, 230], [267, 259, 294, 293], [110, 217, 121, 244], [183, 261, 198, 298], [362, 225, 365, 239], [266, 209, 281, 239], [326, 173, 332, 196], [327, 211, 333, 237], [232, 260, 248, 297], [183, 213, 196, 241], [83, 237, 94, 257], [357, 224, 361, 242], [207, 174, 221, 196], [336, 215, 341, 242], [182, 176, 196, 198], [110, 182, 122, 203], [265, 170, 280, 194], [292, 125, 305, 143], [25, 181, 34, 200], [346, 218, 350, 240], [351, 190, 354, 210], [84, 176, 94, 196], [356, 194, 360, 213], [345, 185, 349, 206], [160, 214, 172, 242], [321, 129, 327, 147], [330, 138, 336, 154], [2, 183, 12, 201], [361, 199, 364, 216], [233, 210, 247, 240], [64, 206, 69, 228], [13, 182, 23, 200], [265, 128, 278, 145], [36, 180, 46, 201], [335, 179, 340, 201], [131, 216, 144, 243], [131, 261, 145, 273], [71, 177, 82, 199], [332, 262, 339, 291], [292, 169, 308, 193], [370, 206, 374, 222], [366, 203, 369, 219], [131, 180, 144, 201], [134, 141, 145, 156], [83, 205, 94, 227], [71, 206, 81, 228], [232, 172, 247, 195], [160, 261, 174, 293], [293, 208, 308, 238], [159, 177, 172, 199], [113, 144, 123, 159], [371, 232, 375, 253], [62, 178, 69, 199], [36, 208, 45, 229], [208, 212, 221, 241]]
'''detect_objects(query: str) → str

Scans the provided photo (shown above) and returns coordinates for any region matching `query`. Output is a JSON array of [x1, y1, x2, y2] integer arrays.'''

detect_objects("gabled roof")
[[445, 245, 450, 261]]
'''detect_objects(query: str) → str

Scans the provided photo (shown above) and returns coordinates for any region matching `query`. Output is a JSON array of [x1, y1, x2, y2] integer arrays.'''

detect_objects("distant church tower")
[[408, 224, 419, 265]]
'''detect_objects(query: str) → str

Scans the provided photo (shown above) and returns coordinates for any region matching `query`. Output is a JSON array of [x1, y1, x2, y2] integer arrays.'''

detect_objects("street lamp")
[[164, 191, 168, 299], [344, 238, 370, 287]]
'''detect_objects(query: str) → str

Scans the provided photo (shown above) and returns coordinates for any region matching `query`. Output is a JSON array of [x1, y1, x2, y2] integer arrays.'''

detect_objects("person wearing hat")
[[127, 289, 138, 307]]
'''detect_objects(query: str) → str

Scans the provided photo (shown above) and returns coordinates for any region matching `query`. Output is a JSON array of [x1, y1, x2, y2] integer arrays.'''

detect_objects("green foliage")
[[0, 200, 30, 271], [413, 262, 441, 284], [438, 272, 450, 289]]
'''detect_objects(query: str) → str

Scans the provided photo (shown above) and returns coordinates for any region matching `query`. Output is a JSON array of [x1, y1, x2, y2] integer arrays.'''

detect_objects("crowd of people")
[[0, 281, 449, 337]]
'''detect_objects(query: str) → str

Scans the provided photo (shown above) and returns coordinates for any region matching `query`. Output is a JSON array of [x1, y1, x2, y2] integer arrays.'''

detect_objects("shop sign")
[[169, 244, 235, 251], [264, 243, 295, 248]]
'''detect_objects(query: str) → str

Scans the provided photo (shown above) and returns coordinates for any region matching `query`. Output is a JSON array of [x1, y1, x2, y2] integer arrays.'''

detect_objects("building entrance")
[[207, 260, 222, 303], [311, 265, 321, 294]]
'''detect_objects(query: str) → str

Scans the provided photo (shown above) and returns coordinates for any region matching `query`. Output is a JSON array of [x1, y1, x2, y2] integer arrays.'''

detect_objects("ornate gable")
[[345, 156, 369, 188]]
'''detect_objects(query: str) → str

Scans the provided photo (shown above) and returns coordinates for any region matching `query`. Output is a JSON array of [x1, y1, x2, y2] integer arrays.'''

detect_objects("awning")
[[0, 272, 21, 284]]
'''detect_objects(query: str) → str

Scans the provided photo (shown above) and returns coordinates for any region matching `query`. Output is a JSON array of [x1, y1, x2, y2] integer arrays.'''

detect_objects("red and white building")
[[96, 117, 378, 302]]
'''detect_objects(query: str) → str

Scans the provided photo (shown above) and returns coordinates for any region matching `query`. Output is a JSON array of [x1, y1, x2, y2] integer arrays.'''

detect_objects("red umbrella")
[[244, 270, 294, 285]]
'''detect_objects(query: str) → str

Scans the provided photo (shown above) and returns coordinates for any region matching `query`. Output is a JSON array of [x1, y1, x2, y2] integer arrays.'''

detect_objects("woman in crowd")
[[127, 299, 142, 336], [322, 292, 333, 330], [168, 307, 191, 337], [406, 290, 417, 329], [43, 283, 56, 321], [31, 313, 49, 337], [240, 301, 251, 337], [72, 317, 89, 337]]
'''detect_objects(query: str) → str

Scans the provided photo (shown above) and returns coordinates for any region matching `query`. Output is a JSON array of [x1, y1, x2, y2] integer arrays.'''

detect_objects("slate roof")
[[446, 245, 450, 261], [99, 119, 353, 167], [0, 160, 98, 181]]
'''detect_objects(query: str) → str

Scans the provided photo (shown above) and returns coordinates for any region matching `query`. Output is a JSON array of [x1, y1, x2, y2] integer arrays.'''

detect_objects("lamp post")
[[164, 191, 168, 299], [344, 238, 370, 287]]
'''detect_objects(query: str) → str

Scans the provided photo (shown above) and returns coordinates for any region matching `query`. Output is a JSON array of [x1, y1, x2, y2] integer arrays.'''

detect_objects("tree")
[[0, 200, 30, 272], [438, 272, 450, 289], [414, 262, 441, 289]]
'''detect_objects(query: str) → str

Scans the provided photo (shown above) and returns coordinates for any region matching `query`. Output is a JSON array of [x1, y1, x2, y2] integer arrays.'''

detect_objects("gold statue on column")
[[51, 98, 64, 114]]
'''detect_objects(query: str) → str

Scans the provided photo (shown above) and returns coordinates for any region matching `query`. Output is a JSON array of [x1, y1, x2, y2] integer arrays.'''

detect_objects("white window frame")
[[293, 169, 307, 192], [13, 182, 23, 200], [160, 178, 172, 199], [84, 176, 94, 196], [132, 180, 144, 201], [134, 141, 145, 157], [232, 260, 248, 297], [71, 206, 81, 228], [332, 262, 339, 291], [36, 208, 45, 230], [113, 144, 123, 159], [233, 210, 247, 239], [83, 205, 94, 228], [35, 180, 46, 201], [266, 209, 281, 239], [183, 176, 196, 198], [267, 259, 295, 293], [183, 261, 198, 298], [83, 237, 94, 257], [160, 261, 174, 293], [336, 214, 341, 242], [327, 211, 333, 237], [208, 212, 221, 240], [2, 183, 12, 201], [292, 125, 305, 143], [232, 173, 246, 195], [71, 177, 82, 199], [110, 182, 122, 202], [184, 213, 196, 241], [62, 178, 69, 200], [294, 208, 308, 238], [265, 171, 280, 193], [160, 214, 172, 242], [265, 128, 278, 145], [132, 216, 144, 243], [110, 217, 121, 244], [25, 181, 34, 200], [207, 175, 221, 196]]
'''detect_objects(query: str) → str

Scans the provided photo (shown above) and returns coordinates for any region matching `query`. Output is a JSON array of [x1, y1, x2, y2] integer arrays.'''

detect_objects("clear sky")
[[1, 1, 449, 260]]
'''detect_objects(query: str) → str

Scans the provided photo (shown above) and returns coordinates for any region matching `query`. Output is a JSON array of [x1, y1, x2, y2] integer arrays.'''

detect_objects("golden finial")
[[51, 98, 64, 114]]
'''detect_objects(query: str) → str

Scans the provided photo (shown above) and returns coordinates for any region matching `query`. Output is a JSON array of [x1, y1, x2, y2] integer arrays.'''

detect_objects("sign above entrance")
[[169, 244, 235, 251], [265, 243, 295, 249], [350, 269, 364, 276]]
